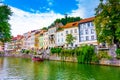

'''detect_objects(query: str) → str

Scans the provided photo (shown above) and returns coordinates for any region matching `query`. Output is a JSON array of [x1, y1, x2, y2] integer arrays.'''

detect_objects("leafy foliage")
[[76, 45, 95, 63], [66, 34, 75, 45], [94, 0, 120, 46], [50, 47, 62, 55], [97, 51, 112, 60], [54, 16, 82, 25], [41, 27, 48, 30], [60, 45, 95, 63], [115, 48, 120, 59], [0, 5, 12, 42], [48, 16, 82, 28]]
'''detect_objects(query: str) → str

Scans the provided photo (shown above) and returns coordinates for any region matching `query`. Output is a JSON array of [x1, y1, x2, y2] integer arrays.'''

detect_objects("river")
[[0, 57, 120, 80]]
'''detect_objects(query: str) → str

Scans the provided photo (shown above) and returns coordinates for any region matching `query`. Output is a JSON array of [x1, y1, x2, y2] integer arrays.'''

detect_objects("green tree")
[[54, 17, 82, 25], [0, 5, 12, 42], [94, 0, 120, 47], [66, 34, 75, 47], [41, 27, 48, 30]]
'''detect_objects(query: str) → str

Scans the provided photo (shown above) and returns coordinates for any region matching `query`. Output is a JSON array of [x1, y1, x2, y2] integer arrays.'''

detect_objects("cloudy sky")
[[2, 0, 99, 36]]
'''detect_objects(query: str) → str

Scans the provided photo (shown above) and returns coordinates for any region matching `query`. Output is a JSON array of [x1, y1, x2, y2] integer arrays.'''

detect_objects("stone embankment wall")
[[0, 53, 32, 58], [99, 59, 120, 66], [49, 54, 120, 67], [1, 53, 120, 67], [49, 54, 77, 62]]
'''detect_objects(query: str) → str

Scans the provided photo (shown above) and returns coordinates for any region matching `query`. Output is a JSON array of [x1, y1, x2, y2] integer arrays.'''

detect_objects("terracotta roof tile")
[[61, 21, 79, 28], [40, 30, 47, 35], [79, 17, 95, 23]]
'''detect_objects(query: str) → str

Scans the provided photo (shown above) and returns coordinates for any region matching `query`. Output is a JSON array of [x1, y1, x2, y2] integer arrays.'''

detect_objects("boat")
[[32, 55, 44, 61]]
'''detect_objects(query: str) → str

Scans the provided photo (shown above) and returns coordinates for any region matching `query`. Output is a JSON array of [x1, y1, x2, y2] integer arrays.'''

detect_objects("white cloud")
[[9, 0, 87, 36], [69, 0, 85, 18], [69, 7, 85, 18], [9, 6, 64, 36], [74, 0, 99, 18]]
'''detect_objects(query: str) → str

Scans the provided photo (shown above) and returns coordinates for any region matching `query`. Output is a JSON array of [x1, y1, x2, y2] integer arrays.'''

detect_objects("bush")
[[92, 54, 99, 63], [97, 51, 112, 60], [77, 45, 95, 63], [116, 49, 120, 59], [50, 47, 62, 55], [61, 49, 75, 57]]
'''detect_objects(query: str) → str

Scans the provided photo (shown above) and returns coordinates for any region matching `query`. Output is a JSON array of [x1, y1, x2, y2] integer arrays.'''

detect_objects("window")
[[61, 33, 63, 36], [87, 22, 90, 27], [80, 30, 83, 35], [74, 29, 77, 33], [66, 31, 68, 34], [79, 24, 83, 29], [91, 29, 94, 34], [80, 37, 84, 42], [83, 23, 85, 27], [86, 36, 89, 41], [75, 36, 77, 40], [85, 29, 88, 34], [91, 35, 95, 40], [70, 30, 73, 33], [61, 38, 63, 42]]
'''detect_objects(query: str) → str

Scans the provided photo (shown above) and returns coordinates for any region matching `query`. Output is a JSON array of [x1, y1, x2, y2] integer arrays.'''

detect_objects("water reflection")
[[0, 57, 120, 80]]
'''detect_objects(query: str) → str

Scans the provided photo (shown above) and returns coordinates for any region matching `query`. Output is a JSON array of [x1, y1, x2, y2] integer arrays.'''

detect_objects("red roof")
[[79, 17, 95, 23], [12, 35, 23, 41], [61, 21, 79, 29]]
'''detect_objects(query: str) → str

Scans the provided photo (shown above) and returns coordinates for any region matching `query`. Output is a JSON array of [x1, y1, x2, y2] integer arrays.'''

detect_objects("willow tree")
[[0, 4, 12, 42], [94, 0, 120, 48]]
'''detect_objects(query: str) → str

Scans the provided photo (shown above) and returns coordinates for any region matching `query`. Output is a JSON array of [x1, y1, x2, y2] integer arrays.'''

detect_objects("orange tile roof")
[[61, 21, 79, 29], [79, 17, 95, 23], [40, 30, 47, 35], [12, 35, 23, 40]]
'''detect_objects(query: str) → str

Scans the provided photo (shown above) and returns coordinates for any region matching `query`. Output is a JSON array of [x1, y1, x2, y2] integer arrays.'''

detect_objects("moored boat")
[[32, 55, 44, 61]]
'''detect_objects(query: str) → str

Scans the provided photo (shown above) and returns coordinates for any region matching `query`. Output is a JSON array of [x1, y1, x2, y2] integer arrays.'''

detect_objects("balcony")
[[49, 35, 55, 41]]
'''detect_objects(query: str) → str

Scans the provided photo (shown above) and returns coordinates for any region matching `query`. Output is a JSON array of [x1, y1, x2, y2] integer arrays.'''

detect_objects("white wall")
[[43, 32, 49, 48], [56, 30, 65, 47], [64, 27, 79, 47], [79, 21, 97, 45]]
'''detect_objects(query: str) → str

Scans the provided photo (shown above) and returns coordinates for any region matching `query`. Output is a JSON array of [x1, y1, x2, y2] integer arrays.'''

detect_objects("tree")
[[0, 4, 12, 42], [54, 17, 82, 25], [94, 0, 120, 47], [41, 27, 48, 30], [66, 34, 75, 47]]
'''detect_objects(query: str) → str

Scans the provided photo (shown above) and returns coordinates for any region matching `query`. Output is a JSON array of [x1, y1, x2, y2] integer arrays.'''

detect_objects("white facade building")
[[48, 27, 56, 48], [29, 31, 36, 49], [63, 22, 79, 47], [48, 23, 63, 48], [78, 17, 97, 45], [55, 22, 79, 48], [23, 30, 36, 49], [22, 32, 30, 49], [56, 30, 65, 47], [43, 31, 49, 49]]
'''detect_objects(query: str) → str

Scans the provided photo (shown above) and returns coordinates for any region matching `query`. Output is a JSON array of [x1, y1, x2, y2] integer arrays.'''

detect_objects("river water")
[[0, 57, 120, 80]]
